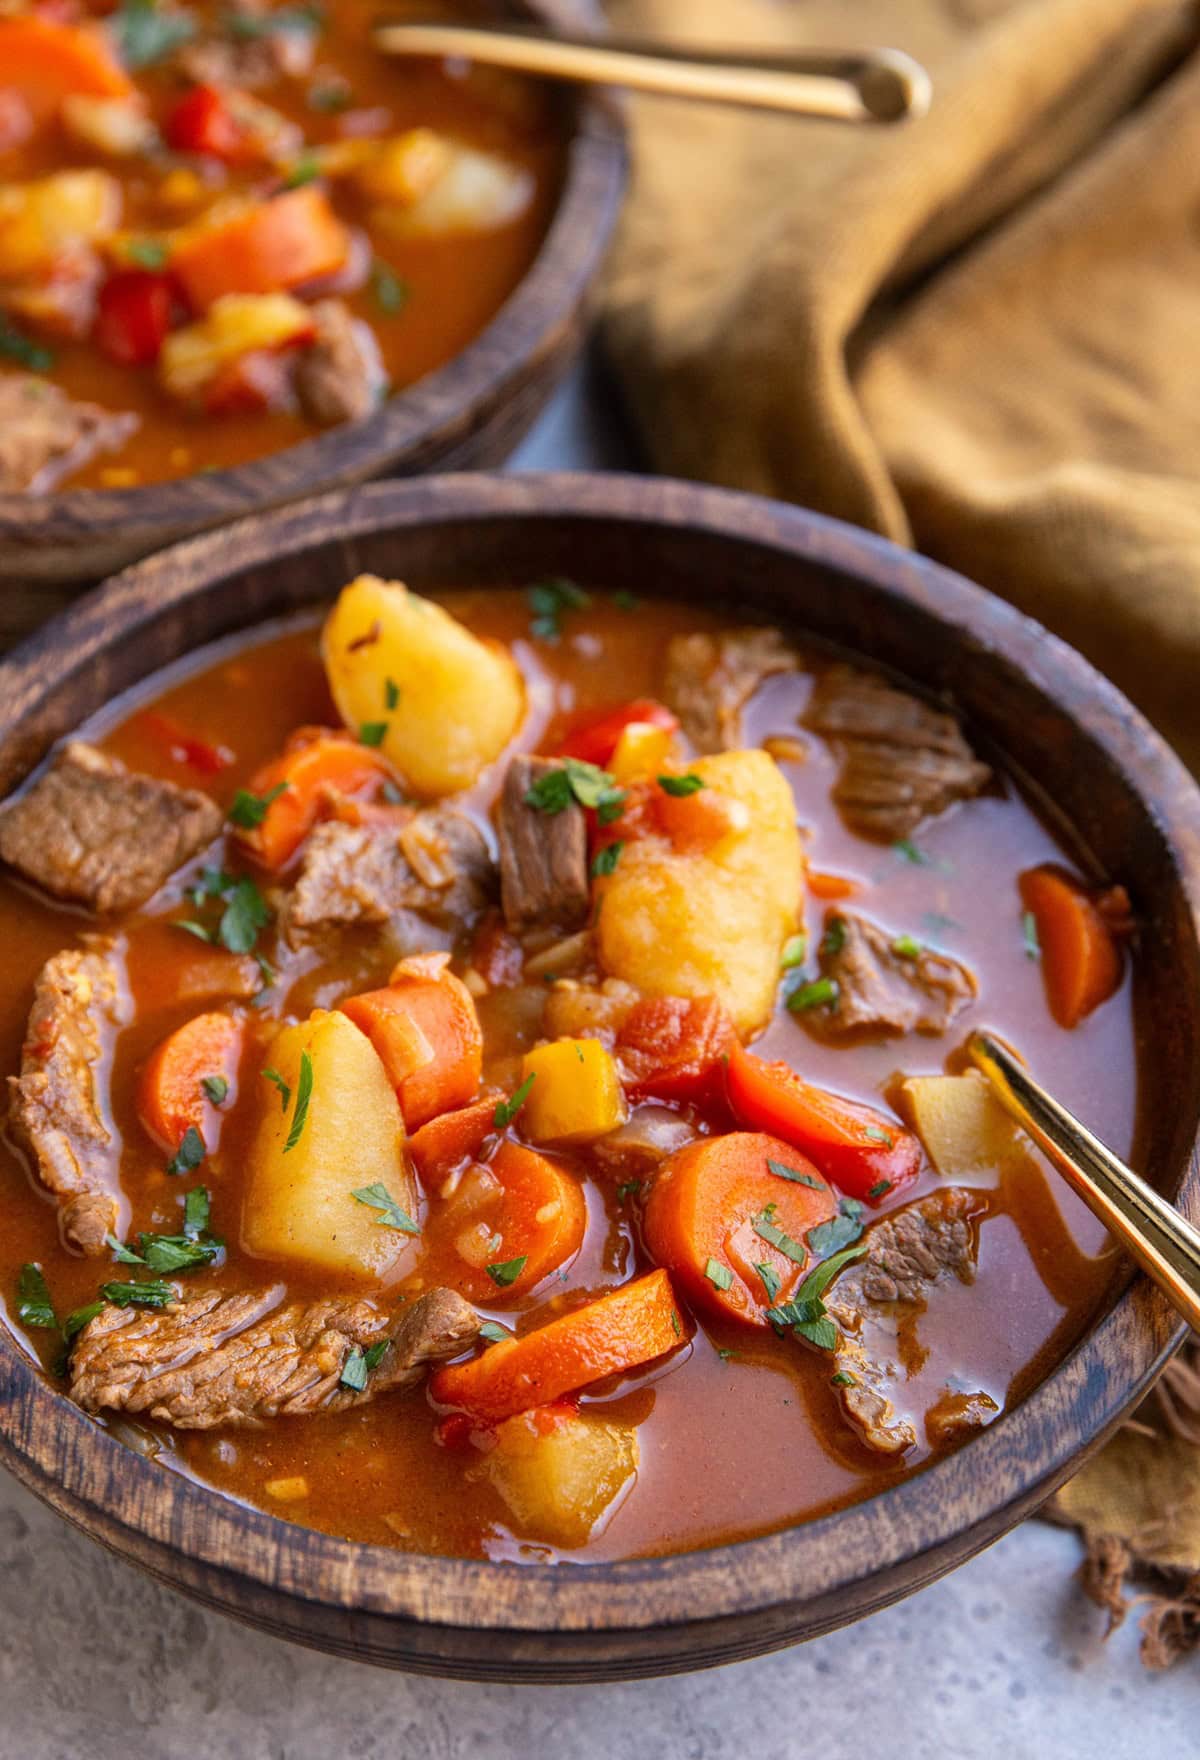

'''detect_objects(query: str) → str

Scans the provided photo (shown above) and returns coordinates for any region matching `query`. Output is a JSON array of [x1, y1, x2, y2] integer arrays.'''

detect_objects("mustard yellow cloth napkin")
[[601, 0, 1200, 1654]]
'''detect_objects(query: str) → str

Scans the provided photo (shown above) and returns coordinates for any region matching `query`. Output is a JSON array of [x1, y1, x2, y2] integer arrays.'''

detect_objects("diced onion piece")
[[456, 1220, 499, 1269], [344, 127, 454, 205], [61, 94, 157, 158], [373, 143, 533, 238], [264, 1475, 310, 1503], [159, 292, 314, 401]]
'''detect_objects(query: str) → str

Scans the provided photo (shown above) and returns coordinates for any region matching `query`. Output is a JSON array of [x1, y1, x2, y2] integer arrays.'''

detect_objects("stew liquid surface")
[[0, 588, 1137, 1562]]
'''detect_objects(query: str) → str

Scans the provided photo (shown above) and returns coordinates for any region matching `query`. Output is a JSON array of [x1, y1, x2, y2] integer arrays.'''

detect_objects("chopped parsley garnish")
[[100, 1279, 175, 1310], [780, 933, 807, 970], [891, 934, 922, 960], [228, 781, 288, 828], [657, 773, 704, 797], [176, 869, 271, 957], [339, 1338, 388, 1392], [111, 0, 196, 70], [717, 1347, 739, 1361], [526, 577, 590, 641], [830, 1370, 857, 1387], [282, 152, 322, 189], [262, 1067, 290, 1111], [786, 977, 839, 1014], [308, 80, 351, 112], [352, 1182, 420, 1234], [229, 3, 323, 38], [165, 1125, 205, 1178], [617, 1179, 642, 1203], [922, 910, 963, 936], [126, 238, 170, 270], [200, 1074, 228, 1106], [486, 1255, 528, 1288], [524, 758, 626, 825], [806, 1198, 865, 1257], [765, 1241, 868, 1354], [282, 1050, 313, 1153], [493, 1073, 535, 1128], [704, 1257, 733, 1291], [17, 1264, 57, 1330], [0, 317, 54, 373], [752, 1205, 808, 1265], [893, 838, 932, 866], [63, 1301, 104, 1341], [612, 590, 639, 612], [670, 1309, 682, 1337], [1023, 910, 1041, 960], [863, 1124, 894, 1147], [384, 677, 401, 710], [184, 1186, 210, 1237], [821, 916, 846, 956], [755, 1261, 781, 1303], [867, 1178, 892, 1199], [767, 1156, 824, 1190], [106, 1221, 221, 1274], [371, 260, 409, 314], [591, 841, 623, 878], [359, 721, 388, 747], [479, 1321, 509, 1344]]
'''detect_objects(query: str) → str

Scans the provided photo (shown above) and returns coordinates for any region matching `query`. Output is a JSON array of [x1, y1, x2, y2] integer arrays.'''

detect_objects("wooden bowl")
[[1, 473, 1197, 1681], [0, 1, 625, 642]]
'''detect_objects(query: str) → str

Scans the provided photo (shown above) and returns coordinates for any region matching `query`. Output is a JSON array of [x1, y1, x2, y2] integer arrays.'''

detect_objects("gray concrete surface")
[[1, 356, 1194, 1755]]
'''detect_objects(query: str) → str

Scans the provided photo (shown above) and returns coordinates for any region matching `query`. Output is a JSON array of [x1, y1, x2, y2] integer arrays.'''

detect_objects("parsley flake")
[[201, 1074, 228, 1106], [617, 1179, 642, 1203], [612, 589, 639, 612], [807, 1199, 865, 1257], [0, 317, 54, 372], [340, 1338, 388, 1392], [283, 152, 322, 189], [830, 1370, 857, 1387], [755, 1261, 781, 1303], [493, 1073, 535, 1128], [704, 1257, 733, 1291], [126, 238, 170, 270], [526, 577, 589, 641], [228, 781, 288, 828], [591, 841, 624, 878], [752, 1209, 808, 1265], [657, 773, 704, 797], [893, 838, 932, 866], [100, 1279, 175, 1310], [63, 1301, 104, 1341], [384, 677, 401, 710], [863, 1124, 894, 1147], [780, 933, 807, 970], [165, 1125, 205, 1178], [17, 1264, 57, 1330], [282, 1050, 313, 1153], [867, 1179, 892, 1199], [352, 1182, 420, 1234], [486, 1255, 528, 1288], [821, 917, 847, 956], [371, 259, 409, 314], [786, 977, 839, 1014], [262, 1067, 290, 1111], [359, 721, 388, 748], [112, 0, 197, 71], [891, 933, 922, 960], [767, 1156, 824, 1190], [479, 1321, 509, 1344], [1023, 910, 1041, 960]]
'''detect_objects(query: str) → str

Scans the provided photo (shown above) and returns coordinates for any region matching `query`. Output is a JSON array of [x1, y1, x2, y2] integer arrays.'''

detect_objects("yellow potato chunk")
[[159, 293, 313, 400], [520, 1037, 628, 1145], [609, 721, 676, 784], [243, 1010, 416, 1281], [374, 143, 533, 238], [595, 750, 803, 1036], [0, 170, 121, 278], [899, 1070, 1024, 1177], [483, 1408, 638, 1547], [322, 575, 524, 798]]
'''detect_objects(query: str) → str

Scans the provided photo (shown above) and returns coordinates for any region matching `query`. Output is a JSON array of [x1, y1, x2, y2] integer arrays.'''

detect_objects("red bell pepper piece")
[[165, 84, 246, 161], [94, 270, 173, 367], [559, 698, 678, 769]]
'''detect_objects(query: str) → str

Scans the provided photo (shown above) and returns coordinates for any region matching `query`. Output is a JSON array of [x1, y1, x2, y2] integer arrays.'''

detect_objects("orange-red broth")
[[0, 590, 1132, 1562]]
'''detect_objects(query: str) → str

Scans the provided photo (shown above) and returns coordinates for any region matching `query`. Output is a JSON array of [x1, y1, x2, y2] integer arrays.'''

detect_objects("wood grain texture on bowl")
[[0, 473, 1198, 1680], [0, 0, 626, 634]]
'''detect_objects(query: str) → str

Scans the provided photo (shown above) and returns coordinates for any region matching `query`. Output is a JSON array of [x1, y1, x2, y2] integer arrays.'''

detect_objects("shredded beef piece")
[[293, 298, 386, 426], [0, 375, 138, 493], [0, 742, 222, 913], [663, 627, 797, 753], [826, 1188, 980, 1456], [280, 808, 493, 949], [805, 663, 991, 840], [70, 1284, 480, 1429], [497, 757, 589, 933], [7, 943, 127, 1255], [806, 910, 977, 1038], [924, 1387, 999, 1449]]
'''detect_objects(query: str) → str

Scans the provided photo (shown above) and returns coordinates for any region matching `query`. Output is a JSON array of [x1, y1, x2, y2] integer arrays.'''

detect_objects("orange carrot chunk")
[[172, 187, 351, 312], [437, 1140, 587, 1302], [807, 870, 859, 901], [430, 1269, 688, 1424], [137, 1011, 243, 1153], [409, 1093, 501, 1187], [615, 995, 735, 1106], [0, 18, 134, 127], [1020, 864, 1125, 1029], [339, 952, 482, 1131], [232, 726, 395, 870], [643, 1131, 837, 1326]]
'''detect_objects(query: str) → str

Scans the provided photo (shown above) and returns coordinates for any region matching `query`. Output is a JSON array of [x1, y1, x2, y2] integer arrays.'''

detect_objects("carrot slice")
[[643, 1130, 836, 1326], [615, 995, 735, 1105], [0, 18, 134, 126], [725, 1042, 920, 1204], [233, 727, 395, 870], [437, 1140, 586, 1301], [807, 870, 859, 901], [409, 1093, 501, 1186], [430, 1269, 687, 1424], [1019, 864, 1124, 1028], [172, 187, 350, 311], [339, 952, 482, 1131], [137, 1011, 242, 1154]]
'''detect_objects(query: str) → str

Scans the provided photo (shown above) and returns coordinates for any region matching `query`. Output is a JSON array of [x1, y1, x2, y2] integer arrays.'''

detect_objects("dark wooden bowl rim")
[[0, 473, 1197, 1678]]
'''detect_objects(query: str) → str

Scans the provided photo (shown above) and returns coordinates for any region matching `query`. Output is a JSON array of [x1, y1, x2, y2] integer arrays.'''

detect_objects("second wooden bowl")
[[0, 473, 1197, 1680]]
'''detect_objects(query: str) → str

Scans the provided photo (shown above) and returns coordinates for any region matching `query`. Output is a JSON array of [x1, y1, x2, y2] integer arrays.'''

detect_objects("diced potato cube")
[[595, 749, 803, 1036], [345, 127, 454, 205], [158, 293, 314, 400], [482, 1407, 638, 1547], [243, 1010, 417, 1281], [0, 170, 121, 279], [520, 1037, 628, 1145], [899, 1070, 1024, 1177], [61, 94, 157, 158], [610, 721, 676, 784], [373, 143, 533, 238], [321, 575, 525, 797]]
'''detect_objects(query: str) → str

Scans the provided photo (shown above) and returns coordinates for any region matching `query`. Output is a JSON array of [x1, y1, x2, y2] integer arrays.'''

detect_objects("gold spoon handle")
[[372, 21, 932, 123], [970, 1031, 1200, 1332]]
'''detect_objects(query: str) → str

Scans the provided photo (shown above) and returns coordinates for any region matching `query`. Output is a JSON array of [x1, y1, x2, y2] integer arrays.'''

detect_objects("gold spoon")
[[969, 1031, 1200, 1332], [372, 20, 932, 124]]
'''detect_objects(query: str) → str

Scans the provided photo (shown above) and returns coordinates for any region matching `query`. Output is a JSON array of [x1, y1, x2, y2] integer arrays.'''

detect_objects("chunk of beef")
[[294, 298, 386, 426], [497, 757, 589, 933], [663, 627, 797, 753], [0, 374, 138, 493], [924, 1387, 999, 1449], [280, 807, 494, 949], [7, 943, 127, 1256], [826, 1188, 980, 1456], [70, 1283, 480, 1428], [805, 911, 976, 1038], [805, 663, 991, 841], [0, 742, 223, 913], [177, 3, 316, 88]]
